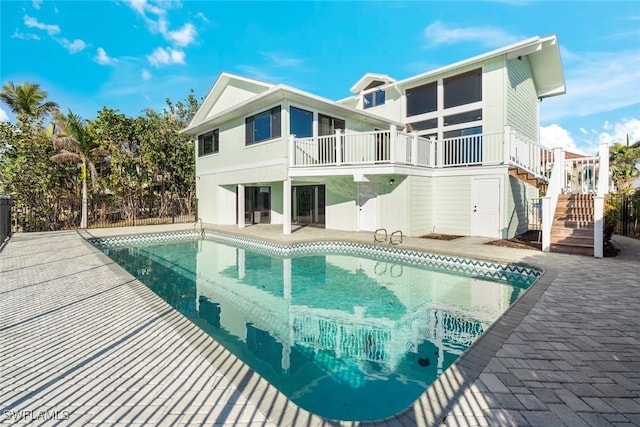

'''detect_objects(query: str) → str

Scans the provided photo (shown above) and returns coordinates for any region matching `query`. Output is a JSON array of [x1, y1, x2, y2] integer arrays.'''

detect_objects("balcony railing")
[[564, 156, 599, 194], [290, 125, 552, 178]]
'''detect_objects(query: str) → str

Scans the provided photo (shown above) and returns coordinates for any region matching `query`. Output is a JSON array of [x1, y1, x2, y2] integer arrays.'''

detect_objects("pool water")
[[101, 236, 536, 421]]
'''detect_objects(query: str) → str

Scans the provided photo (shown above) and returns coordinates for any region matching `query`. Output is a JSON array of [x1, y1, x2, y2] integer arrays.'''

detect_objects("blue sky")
[[1, 0, 639, 155]]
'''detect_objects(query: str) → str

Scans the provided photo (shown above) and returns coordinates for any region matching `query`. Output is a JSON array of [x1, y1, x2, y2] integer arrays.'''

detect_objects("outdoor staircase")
[[550, 194, 595, 256], [508, 167, 548, 193]]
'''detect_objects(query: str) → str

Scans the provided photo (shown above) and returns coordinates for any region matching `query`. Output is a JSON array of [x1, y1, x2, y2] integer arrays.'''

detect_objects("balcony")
[[289, 125, 553, 180]]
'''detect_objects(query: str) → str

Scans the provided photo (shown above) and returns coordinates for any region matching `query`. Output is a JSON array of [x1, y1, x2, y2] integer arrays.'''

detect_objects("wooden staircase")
[[508, 167, 548, 193], [550, 194, 594, 256]]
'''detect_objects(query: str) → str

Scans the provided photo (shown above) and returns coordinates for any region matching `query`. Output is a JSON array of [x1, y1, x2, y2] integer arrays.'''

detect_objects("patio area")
[[1, 224, 639, 426]]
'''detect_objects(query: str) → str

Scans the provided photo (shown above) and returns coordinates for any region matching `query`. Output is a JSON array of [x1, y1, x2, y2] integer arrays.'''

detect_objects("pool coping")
[[81, 226, 554, 426]]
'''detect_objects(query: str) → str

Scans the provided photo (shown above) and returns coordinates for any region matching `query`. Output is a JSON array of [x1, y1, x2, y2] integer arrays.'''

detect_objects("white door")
[[471, 177, 501, 238], [358, 182, 378, 231]]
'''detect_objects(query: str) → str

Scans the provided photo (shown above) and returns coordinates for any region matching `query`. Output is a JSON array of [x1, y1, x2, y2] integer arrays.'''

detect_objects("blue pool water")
[[99, 234, 537, 421]]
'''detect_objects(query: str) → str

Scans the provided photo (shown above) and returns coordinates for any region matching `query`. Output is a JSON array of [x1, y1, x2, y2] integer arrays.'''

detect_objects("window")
[[443, 126, 483, 139], [198, 129, 219, 156], [444, 69, 482, 109], [290, 106, 313, 138], [363, 90, 385, 109], [443, 109, 482, 126], [245, 106, 281, 145], [408, 118, 438, 131], [318, 113, 345, 136], [406, 82, 437, 117]]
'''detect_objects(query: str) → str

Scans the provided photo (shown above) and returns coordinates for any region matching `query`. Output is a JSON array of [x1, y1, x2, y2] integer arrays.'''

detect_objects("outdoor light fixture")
[[389, 178, 395, 185]]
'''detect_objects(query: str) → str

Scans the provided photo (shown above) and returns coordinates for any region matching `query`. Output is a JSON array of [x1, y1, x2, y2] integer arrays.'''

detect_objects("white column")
[[541, 196, 551, 252], [237, 184, 245, 228], [389, 124, 397, 164], [411, 132, 419, 165], [594, 196, 604, 258], [283, 178, 291, 234], [597, 141, 609, 196], [503, 125, 512, 165], [335, 129, 342, 165], [288, 134, 296, 166], [429, 136, 436, 167]]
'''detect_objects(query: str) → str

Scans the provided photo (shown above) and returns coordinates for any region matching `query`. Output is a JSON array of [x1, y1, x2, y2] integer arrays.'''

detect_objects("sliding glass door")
[[292, 185, 325, 227]]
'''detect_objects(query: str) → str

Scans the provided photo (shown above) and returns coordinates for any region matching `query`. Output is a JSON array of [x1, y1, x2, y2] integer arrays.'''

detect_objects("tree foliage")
[[609, 141, 640, 193], [0, 82, 200, 230]]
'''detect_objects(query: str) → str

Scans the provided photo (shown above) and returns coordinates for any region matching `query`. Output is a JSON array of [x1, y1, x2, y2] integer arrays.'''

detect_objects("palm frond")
[[50, 150, 81, 163]]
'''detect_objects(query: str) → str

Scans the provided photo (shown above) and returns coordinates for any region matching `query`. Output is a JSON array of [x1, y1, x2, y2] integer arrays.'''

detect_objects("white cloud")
[[540, 124, 583, 153], [541, 50, 640, 122], [261, 52, 302, 68], [236, 65, 275, 83], [195, 12, 209, 23], [423, 21, 519, 48], [147, 47, 185, 67], [597, 118, 640, 146], [166, 23, 196, 47], [32, 0, 42, 10], [11, 29, 40, 40], [141, 69, 152, 80], [0, 107, 9, 122], [95, 47, 117, 65], [23, 14, 60, 35], [59, 38, 86, 54]]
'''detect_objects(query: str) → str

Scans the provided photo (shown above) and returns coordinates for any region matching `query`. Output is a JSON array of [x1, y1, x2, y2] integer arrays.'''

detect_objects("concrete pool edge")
[[79, 225, 553, 426]]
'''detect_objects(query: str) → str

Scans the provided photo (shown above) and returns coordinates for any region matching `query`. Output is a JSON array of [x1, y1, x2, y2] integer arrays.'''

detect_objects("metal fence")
[[11, 194, 196, 232], [608, 193, 640, 239], [1, 196, 11, 244]]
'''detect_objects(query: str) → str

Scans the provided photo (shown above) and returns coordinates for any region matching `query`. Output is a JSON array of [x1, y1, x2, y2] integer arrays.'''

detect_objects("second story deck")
[[288, 125, 553, 181]]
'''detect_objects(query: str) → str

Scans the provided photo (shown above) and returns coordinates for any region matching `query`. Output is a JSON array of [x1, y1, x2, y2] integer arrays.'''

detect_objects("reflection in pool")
[[102, 236, 536, 421]]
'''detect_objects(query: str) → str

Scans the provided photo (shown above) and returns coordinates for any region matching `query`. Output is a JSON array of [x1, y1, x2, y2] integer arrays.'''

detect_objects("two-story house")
[[182, 35, 565, 240]]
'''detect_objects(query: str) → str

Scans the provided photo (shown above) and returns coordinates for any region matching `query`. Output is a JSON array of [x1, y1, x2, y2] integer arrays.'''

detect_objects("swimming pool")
[[94, 231, 540, 422]]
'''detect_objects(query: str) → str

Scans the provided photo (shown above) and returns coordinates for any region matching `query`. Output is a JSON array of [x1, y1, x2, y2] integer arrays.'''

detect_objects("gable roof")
[[341, 35, 565, 103], [181, 83, 402, 136], [187, 73, 275, 128], [349, 73, 396, 94]]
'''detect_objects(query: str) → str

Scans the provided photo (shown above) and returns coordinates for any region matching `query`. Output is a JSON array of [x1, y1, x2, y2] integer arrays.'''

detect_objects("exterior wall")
[[506, 57, 539, 141], [430, 175, 473, 235], [504, 175, 539, 238], [351, 88, 403, 124], [325, 176, 357, 231], [407, 175, 433, 236], [206, 80, 272, 119], [481, 56, 507, 136], [377, 175, 408, 233]]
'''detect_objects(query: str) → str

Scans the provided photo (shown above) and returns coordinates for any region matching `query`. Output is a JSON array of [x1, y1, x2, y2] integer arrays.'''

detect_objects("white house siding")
[[377, 175, 408, 233], [481, 56, 507, 136], [407, 175, 433, 236], [506, 57, 539, 141], [325, 176, 358, 231], [504, 176, 539, 238], [430, 175, 472, 236], [352, 88, 403, 124], [206, 80, 272, 119]]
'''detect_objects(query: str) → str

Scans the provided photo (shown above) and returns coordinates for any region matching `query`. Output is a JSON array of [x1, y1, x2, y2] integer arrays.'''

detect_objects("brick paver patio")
[[1, 225, 638, 426]]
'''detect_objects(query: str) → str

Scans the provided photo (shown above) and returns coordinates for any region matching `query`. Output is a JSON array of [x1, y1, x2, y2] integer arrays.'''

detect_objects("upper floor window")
[[444, 69, 482, 109], [290, 106, 313, 138], [198, 129, 219, 156], [406, 82, 437, 117], [318, 113, 345, 136], [443, 109, 482, 126], [245, 106, 281, 145], [363, 90, 385, 109]]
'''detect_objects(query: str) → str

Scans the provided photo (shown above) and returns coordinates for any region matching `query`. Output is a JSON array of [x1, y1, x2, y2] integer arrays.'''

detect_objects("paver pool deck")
[[1, 224, 639, 426]]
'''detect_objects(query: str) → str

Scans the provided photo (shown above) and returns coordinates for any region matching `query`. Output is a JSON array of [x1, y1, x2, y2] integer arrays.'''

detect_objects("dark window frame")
[[406, 82, 437, 117], [245, 106, 282, 146], [198, 128, 219, 157], [289, 106, 313, 138], [363, 90, 385, 109], [443, 69, 482, 109]]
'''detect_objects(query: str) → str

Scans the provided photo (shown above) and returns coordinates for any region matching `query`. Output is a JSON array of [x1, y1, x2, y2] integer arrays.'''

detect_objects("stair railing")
[[593, 142, 609, 258], [541, 147, 565, 252]]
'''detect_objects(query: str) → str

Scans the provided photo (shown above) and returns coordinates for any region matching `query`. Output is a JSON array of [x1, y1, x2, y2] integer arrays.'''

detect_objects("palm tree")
[[51, 110, 102, 228], [0, 81, 59, 123]]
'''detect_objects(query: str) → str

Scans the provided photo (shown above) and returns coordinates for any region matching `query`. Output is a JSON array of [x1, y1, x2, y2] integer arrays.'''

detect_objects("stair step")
[[555, 215, 594, 221], [550, 227, 594, 237], [558, 194, 594, 200], [550, 243, 594, 256], [552, 220, 594, 229], [555, 207, 594, 214], [551, 235, 594, 245]]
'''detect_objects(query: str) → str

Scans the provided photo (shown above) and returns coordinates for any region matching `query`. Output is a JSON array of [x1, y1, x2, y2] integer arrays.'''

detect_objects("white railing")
[[564, 156, 599, 194], [507, 128, 554, 180], [541, 148, 566, 252], [290, 126, 553, 177]]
